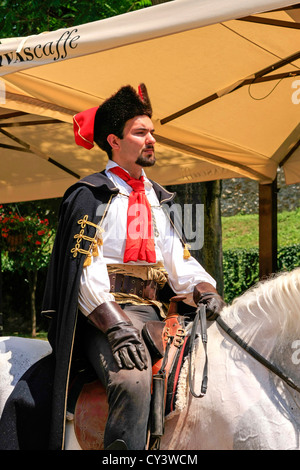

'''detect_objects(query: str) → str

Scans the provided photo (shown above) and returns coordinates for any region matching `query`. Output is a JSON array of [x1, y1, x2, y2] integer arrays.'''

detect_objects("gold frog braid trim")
[[70, 195, 113, 266], [70, 214, 104, 267]]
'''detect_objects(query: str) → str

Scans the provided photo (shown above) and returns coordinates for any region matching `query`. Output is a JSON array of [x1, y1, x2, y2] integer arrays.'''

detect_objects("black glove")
[[193, 282, 225, 321], [106, 322, 148, 370], [88, 301, 148, 370]]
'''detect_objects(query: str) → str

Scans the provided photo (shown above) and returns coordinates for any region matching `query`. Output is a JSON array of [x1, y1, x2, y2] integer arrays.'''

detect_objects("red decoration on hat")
[[73, 107, 98, 149], [138, 84, 144, 101]]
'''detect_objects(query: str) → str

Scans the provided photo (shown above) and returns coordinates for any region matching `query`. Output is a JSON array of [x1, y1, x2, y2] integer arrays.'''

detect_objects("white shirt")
[[78, 161, 215, 316]]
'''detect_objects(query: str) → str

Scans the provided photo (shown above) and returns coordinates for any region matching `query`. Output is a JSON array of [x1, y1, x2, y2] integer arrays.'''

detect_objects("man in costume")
[[68, 83, 224, 449], [0, 83, 224, 450]]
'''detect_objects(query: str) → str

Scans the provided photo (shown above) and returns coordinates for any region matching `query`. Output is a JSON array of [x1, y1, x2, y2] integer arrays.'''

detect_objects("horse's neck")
[[220, 307, 278, 360], [272, 341, 300, 391], [268, 344, 300, 423], [217, 310, 300, 397]]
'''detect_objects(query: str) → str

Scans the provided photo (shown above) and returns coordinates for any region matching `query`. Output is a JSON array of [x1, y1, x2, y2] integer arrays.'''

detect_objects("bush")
[[223, 244, 300, 304], [0, 205, 55, 336], [0, 206, 53, 268], [277, 244, 300, 271]]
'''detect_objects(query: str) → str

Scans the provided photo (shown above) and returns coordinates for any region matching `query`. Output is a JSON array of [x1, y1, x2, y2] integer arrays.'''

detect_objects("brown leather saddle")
[[68, 296, 195, 450]]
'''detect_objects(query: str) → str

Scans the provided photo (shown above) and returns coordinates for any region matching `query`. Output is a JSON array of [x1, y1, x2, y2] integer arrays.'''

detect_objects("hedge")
[[223, 244, 300, 303]]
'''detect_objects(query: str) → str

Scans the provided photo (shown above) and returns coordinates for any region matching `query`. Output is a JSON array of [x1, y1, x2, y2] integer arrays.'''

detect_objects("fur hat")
[[94, 83, 152, 154], [73, 84, 152, 152]]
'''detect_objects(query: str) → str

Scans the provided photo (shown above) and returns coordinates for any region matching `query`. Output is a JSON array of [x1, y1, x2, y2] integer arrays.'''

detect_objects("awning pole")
[[259, 176, 278, 278]]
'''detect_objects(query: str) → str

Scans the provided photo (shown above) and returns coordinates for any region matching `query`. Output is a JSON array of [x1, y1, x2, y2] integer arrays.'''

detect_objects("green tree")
[[0, 0, 152, 37]]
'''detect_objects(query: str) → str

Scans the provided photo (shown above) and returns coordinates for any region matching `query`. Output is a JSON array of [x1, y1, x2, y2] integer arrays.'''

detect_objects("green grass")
[[222, 208, 300, 251]]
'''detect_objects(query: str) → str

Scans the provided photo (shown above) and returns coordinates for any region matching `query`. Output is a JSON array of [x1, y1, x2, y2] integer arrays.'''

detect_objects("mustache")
[[143, 144, 154, 150]]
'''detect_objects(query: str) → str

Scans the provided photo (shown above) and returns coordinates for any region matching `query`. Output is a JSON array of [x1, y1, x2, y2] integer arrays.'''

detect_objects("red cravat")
[[109, 166, 156, 263]]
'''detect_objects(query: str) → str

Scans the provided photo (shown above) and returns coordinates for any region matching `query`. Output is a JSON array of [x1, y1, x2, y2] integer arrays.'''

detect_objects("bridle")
[[188, 305, 300, 398]]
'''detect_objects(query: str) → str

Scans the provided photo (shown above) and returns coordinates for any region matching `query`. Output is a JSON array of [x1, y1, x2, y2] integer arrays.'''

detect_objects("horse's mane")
[[220, 268, 300, 349]]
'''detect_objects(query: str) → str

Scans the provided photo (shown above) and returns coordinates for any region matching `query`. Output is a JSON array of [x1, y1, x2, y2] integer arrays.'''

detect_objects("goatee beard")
[[135, 152, 156, 167]]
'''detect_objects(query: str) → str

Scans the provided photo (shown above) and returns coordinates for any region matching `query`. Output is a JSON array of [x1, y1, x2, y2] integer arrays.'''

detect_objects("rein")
[[188, 304, 208, 398], [187, 307, 300, 398], [216, 315, 300, 394]]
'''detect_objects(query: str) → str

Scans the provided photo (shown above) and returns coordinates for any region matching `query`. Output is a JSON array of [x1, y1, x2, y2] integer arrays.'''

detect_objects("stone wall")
[[221, 168, 300, 217]]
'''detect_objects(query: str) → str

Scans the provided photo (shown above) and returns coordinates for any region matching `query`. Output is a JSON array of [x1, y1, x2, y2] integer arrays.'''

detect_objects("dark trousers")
[[82, 304, 160, 450]]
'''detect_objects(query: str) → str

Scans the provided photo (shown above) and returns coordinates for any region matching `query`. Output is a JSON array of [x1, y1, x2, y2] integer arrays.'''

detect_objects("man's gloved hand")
[[193, 282, 225, 320], [106, 322, 148, 370], [88, 301, 148, 370]]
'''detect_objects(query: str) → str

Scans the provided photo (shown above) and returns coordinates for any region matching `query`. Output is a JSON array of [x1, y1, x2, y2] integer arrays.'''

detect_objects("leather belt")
[[109, 273, 158, 301]]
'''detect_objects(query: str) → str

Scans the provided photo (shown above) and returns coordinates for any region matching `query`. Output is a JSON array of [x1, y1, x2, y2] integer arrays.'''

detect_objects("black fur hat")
[[94, 83, 152, 154]]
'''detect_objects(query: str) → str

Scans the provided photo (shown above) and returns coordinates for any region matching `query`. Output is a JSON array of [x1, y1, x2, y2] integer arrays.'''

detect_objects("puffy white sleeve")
[[78, 247, 114, 317]]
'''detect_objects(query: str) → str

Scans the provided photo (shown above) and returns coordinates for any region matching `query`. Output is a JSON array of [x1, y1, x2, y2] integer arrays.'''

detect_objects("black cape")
[[0, 171, 178, 450]]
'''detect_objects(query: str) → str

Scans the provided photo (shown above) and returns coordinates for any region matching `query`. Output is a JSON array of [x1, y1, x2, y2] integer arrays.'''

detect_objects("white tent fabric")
[[0, 0, 299, 203]]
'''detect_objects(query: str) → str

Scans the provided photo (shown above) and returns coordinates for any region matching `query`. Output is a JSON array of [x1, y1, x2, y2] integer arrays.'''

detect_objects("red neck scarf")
[[109, 166, 156, 263]]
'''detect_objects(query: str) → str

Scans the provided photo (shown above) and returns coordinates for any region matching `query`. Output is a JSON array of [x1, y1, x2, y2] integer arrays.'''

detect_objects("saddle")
[[68, 296, 203, 450]]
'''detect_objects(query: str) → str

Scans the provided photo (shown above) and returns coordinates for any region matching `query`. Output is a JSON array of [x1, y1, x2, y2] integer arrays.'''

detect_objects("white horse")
[[1, 268, 300, 450]]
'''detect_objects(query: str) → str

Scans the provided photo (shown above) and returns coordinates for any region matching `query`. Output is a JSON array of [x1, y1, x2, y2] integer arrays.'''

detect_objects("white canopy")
[[0, 0, 299, 203]]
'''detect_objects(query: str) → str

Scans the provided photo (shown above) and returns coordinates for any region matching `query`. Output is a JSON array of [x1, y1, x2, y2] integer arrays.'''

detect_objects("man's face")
[[115, 115, 156, 170]]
